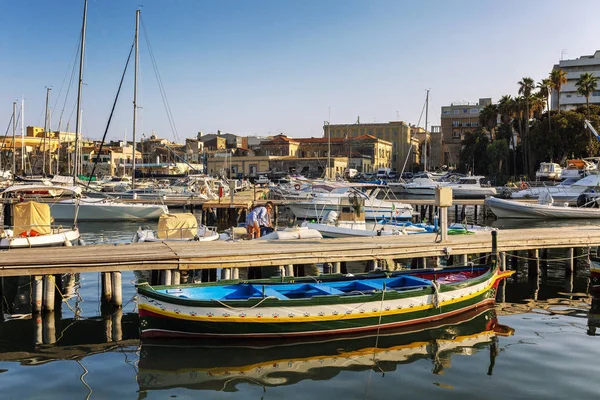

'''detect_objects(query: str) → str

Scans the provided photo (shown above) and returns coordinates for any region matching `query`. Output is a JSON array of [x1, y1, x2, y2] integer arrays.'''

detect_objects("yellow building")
[[324, 121, 411, 172]]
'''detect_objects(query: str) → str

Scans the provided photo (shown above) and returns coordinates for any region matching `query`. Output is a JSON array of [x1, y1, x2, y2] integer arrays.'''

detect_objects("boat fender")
[[63, 240, 73, 247], [294, 184, 301, 190], [520, 181, 529, 190]]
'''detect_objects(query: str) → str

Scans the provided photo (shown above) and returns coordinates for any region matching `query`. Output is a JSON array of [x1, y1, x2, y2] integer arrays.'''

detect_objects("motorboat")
[[561, 159, 597, 180], [400, 175, 495, 199], [535, 162, 562, 181], [51, 196, 168, 222], [133, 213, 219, 242], [0, 188, 80, 249], [510, 172, 600, 204], [485, 194, 600, 219], [286, 183, 413, 221]]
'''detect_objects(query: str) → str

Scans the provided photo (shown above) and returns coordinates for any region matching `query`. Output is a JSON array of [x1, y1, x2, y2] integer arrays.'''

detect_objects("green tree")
[[458, 128, 490, 176], [479, 104, 498, 140], [518, 77, 535, 175], [576, 72, 598, 117], [550, 68, 567, 110], [487, 139, 510, 184], [538, 78, 552, 131]]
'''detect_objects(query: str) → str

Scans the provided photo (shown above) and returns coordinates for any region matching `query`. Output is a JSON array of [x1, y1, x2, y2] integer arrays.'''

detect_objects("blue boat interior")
[[160, 275, 437, 301]]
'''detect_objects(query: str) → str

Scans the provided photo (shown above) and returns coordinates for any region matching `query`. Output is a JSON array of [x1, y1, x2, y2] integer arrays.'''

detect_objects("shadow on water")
[[137, 306, 512, 393]]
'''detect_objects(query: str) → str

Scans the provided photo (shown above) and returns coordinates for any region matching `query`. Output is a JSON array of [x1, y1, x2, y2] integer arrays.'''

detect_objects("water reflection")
[[137, 306, 513, 393]]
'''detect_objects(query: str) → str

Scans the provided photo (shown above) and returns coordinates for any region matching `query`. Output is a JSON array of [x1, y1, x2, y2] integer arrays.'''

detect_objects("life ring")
[[520, 181, 529, 190], [294, 184, 301, 191]]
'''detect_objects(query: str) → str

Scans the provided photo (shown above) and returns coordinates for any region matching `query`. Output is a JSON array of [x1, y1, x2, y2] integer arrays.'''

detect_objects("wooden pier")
[[0, 226, 598, 276]]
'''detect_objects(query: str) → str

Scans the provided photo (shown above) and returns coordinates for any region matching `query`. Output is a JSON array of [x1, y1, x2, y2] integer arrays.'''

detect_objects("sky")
[[2, 0, 600, 143]]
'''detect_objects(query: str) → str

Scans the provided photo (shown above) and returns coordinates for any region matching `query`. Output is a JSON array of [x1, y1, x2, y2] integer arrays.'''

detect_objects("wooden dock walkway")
[[1, 226, 599, 277]]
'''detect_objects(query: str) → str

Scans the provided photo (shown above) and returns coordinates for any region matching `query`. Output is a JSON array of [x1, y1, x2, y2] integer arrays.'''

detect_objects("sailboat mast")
[[21, 98, 25, 174], [132, 8, 140, 189], [43, 86, 51, 175], [74, 0, 88, 181], [424, 89, 429, 172], [12, 101, 16, 175]]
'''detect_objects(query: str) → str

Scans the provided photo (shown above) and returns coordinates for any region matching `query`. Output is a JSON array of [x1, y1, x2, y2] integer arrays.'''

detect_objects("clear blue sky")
[[2, 0, 600, 143]]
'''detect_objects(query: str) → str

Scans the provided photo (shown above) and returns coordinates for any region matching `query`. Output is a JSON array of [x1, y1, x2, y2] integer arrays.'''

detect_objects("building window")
[[566, 94, 572, 98], [470, 108, 478, 113], [453, 110, 460, 114], [452, 131, 461, 140]]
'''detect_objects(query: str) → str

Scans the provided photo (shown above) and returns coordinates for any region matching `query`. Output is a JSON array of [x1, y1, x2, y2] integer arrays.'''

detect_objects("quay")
[[0, 226, 598, 276]]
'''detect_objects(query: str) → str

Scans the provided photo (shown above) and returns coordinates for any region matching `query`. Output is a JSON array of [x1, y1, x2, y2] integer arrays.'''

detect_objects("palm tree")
[[538, 78, 552, 131], [518, 77, 535, 176], [575, 72, 598, 117], [550, 68, 567, 110], [498, 95, 514, 124], [479, 104, 498, 140]]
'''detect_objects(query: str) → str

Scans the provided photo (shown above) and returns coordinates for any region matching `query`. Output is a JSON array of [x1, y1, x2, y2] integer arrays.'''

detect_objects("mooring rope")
[[432, 280, 441, 309]]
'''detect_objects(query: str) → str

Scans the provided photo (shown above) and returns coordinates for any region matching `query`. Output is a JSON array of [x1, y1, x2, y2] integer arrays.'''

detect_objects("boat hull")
[[138, 266, 512, 338], [51, 199, 168, 221], [287, 203, 412, 221], [485, 196, 600, 219], [0, 228, 80, 249]]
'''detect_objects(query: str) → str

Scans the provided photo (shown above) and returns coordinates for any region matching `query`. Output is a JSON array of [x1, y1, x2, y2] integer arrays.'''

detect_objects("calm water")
[[1, 217, 600, 399]]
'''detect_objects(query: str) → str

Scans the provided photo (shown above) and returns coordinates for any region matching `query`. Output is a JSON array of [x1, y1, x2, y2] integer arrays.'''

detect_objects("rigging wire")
[[140, 15, 181, 143], [55, 37, 82, 131], [87, 42, 135, 187]]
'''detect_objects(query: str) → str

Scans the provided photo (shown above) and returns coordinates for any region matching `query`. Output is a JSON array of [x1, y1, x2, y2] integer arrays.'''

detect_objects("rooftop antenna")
[[561, 49, 568, 61]]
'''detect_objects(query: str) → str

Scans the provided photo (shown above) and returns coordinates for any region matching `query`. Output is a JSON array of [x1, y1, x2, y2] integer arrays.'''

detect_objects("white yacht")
[[401, 175, 495, 199], [510, 172, 600, 205], [285, 183, 413, 221]]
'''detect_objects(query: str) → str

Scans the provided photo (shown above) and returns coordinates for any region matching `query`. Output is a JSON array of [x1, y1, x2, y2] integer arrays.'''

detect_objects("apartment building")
[[551, 50, 600, 111]]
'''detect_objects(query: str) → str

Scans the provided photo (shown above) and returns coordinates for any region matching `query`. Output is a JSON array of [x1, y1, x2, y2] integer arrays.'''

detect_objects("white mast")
[[43, 86, 51, 175], [424, 89, 429, 172], [132, 8, 140, 189], [12, 101, 16, 175], [327, 107, 331, 179], [74, 0, 87, 181], [20, 98, 25, 174]]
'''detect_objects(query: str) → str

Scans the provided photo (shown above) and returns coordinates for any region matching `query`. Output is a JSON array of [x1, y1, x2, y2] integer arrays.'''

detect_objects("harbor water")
[[0, 217, 599, 399]]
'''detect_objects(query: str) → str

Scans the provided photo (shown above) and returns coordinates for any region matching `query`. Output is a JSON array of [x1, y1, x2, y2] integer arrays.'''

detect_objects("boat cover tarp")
[[157, 213, 198, 239], [13, 201, 52, 236]]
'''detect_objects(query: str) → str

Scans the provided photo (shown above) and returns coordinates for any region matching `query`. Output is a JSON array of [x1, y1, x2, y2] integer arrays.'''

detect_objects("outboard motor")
[[324, 210, 338, 224]]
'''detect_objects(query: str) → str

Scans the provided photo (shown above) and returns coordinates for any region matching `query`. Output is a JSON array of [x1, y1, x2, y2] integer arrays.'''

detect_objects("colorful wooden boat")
[[137, 306, 514, 392], [137, 262, 513, 338]]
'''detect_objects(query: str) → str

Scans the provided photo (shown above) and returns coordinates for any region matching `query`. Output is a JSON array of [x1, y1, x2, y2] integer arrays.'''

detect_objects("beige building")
[[440, 98, 491, 167], [324, 121, 410, 172], [429, 125, 443, 169]]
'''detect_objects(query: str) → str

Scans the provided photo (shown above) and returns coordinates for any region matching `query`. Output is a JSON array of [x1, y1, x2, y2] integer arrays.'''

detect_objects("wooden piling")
[[221, 268, 231, 280], [42, 275, 55, 313], [42, 312, 56, 344], [333, 262, 341, 274], [462, 254, 468, 266], [500, 252, 506, 271], [112, 309, 123, 342], [32, 275, 43, 313], [111, 272, 122, 308], [102, 272, 112, 305], [161, 270, 172, 285], [528, 249, 539, 278], [172, 270, 181, 285], [232, 268, 240, 280], [567, 248, 574, 275], [285, 265, 294, 277]]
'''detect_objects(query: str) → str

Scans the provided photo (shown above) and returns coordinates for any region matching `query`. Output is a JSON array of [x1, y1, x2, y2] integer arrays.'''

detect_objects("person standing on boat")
[[246, 201, 274, 238]]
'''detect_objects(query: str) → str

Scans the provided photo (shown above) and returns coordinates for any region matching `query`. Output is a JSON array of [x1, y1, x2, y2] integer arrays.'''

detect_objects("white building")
[[552, 50, 600, 111]]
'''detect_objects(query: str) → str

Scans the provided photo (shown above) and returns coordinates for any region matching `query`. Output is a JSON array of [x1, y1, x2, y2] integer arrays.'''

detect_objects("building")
[[440, 98, 490, 167], [323, 121, 410, 172], [551, 50, 600, 111], [198, 131, 243, 149], [429, 125, 443, 169]]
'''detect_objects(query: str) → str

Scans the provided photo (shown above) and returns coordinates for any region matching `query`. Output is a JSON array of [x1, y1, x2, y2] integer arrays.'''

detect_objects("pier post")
[[567, 248, 574, 275], [500, 252, 506, 271], [32, 276, 43, 313], [285, 265, 294, 277], [462, 254, 468, 266], [102, 272, 112, 305], [111, 272, 122, 308], [278, 266, 286, 277], [42, 312, 56, 344], [112, 309, 123, 342], [540, 249, 548, 276], [333, 262, 341, 274], [42, 275, 55, 313], [172, 270, 181, 285], [528, 249, 539, 278], [160, 270, 172, 285], [104, 315, 113, 342], [439, 206, 448, 242], [231, 268, 240, 280], [34, 314, 43, 345], [221, 268, 231, 280]]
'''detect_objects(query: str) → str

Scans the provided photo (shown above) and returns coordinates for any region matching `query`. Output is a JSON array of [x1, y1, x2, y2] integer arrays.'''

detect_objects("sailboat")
[[52, 1, 168, 222]]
